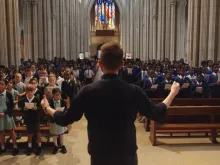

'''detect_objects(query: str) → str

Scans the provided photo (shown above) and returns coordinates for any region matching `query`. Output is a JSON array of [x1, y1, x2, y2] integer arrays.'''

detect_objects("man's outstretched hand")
[[171, 81, 180, 96], [41, 95, 49, 109], [162, 81, 180, 108]]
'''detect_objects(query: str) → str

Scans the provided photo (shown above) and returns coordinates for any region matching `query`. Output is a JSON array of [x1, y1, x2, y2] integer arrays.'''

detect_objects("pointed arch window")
[[95, 0, 115, 30]]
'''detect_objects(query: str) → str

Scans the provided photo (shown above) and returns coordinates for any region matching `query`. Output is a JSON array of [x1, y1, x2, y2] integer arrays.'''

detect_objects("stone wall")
[[0, 0, 220, 67]]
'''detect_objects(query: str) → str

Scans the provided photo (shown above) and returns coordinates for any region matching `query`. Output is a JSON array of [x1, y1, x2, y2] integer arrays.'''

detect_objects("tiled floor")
[[1, 117, 220, 165]]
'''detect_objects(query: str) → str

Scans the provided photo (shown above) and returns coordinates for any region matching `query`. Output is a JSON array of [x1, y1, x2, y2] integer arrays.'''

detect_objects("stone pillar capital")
[[170, 0, 177, 6], [179, 0, 187, 7]]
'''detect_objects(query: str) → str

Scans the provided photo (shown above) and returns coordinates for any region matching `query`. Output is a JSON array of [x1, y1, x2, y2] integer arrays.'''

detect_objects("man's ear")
[[98, 60, 103, 68]]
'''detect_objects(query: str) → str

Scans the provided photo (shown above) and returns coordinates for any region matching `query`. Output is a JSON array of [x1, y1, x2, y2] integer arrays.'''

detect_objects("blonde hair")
[[48, 74, 56, 79], [25, 84, 35, 92], [15, 73, 22, 78]]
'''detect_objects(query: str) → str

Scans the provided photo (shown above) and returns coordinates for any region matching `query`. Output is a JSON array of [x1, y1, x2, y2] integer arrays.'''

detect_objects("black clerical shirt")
[[53, 74, 167, 157]]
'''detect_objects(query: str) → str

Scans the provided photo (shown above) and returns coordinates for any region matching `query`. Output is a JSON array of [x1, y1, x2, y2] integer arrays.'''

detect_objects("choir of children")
[[0, 57, 93, 156], [120, 58, 220, 98], [0, 57, 220, 156]]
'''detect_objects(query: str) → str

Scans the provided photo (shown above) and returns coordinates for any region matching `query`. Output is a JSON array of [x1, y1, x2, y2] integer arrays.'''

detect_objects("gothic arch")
[[85, 0, 124, 52]]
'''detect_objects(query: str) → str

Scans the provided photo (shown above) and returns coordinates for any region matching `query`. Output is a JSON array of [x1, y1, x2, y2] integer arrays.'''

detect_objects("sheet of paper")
[[196, 87, 202, 93], [164, 84, 172, 90], [218, 73, 220, 82], [127, 68, 132, 74], [25, 102, 35, 109], [151, 84, 158, 89], [56, 107, 65, 111], [181, 83, 190, 89]]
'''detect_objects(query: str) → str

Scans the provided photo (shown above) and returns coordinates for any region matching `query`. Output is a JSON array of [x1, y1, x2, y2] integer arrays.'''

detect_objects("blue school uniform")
[[0, 90, 16, 131], [191, 81, 209, 98], [208, 73, 220, 98], [175, 75, 192, 98]]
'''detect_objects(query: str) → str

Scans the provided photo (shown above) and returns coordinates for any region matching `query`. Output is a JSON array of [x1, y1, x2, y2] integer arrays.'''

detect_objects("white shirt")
[[26, 95, 35, 103], [24, 76, 33, 85], [149, 77, 155, 84], [72, 70, 79, 77], [141, 71, 148, 80], [56, 76, 64, 89], [84, 69, 94, 78], [212, 72, 217, 76]]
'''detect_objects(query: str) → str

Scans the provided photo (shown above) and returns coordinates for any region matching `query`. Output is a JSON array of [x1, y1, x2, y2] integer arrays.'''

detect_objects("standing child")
[[49, 88, 70, 154], [18, 84, 42, 155], [0, 79, 19, 156], [29, 78, 43, 101], [61, 72, 77, 101], [44, 74, 59, 100]]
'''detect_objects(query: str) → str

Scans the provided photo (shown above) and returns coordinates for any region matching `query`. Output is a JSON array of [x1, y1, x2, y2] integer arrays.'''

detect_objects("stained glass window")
[[95, 0, 115, 30]]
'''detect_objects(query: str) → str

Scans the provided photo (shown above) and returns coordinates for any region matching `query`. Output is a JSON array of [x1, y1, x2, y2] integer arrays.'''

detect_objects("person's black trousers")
[[91, 154, 138, 165]]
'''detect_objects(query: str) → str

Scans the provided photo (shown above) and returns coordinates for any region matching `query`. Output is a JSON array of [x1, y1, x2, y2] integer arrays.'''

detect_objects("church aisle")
[[0, 117, 220, 165]]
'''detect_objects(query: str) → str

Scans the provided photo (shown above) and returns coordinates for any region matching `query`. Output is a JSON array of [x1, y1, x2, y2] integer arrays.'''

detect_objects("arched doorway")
[[86, 0, 123, 57]]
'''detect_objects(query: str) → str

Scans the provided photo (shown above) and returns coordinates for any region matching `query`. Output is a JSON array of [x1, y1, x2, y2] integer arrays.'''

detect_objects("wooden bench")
[[149, 106, 220, 146], [144, 98, 220, 131]]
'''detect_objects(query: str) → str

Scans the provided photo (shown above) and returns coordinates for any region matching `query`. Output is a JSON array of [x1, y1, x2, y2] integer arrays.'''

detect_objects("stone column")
[[47, 0, 52, 60], [179, 0, 187, 60], [157, 0, 162, 60], [51, 0, 57, 59], [192, 0, 201, 67], [43, 0, 48, 59], [199, 0, 209, 63], [149, 0, 154, 60], [38, 0, 44, 59], [32, 0, 39, 62], [170, 0, 177, 61], [152, 0, 157, 59], [165, 0, 171, 59], [146, 0, 150, 60], [218, 3, 220, 61], [139, 0, 143, 60], [129, 0, 134, 56], [186, 0, 193, 65], [0, 0, 20, 67], [160, 0, 166, 60], [56, 0, 61, 58], [142, 0, 147, 61], [208, 0, 217, 61], [0, 0, 8, 67]]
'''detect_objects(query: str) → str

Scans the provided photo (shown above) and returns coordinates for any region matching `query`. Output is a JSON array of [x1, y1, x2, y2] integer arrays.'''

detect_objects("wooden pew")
[[151, 98, 220, 106], [144, 98, 220, 131], [9, 109, 51, 138], [149, 106, 220, 146]]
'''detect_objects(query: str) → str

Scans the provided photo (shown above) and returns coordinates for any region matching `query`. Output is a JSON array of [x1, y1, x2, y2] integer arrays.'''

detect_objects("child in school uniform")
[[29, 78, 43, 101], [14, 73, 26, 126], [49, 88, 69, 154], [142, 69, 160, 98], [0, 78, 19, 156], [44, 74, 59, 100], [208, 64, 220, 98], [192, 74, 209, 98], [14, 73, 26, 94], [175, 68, 192, 98], [18, 84, 42, 156], [7, 79, 19, 105], [159, 71, 174, 98], [61, 72, 77, 101]]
